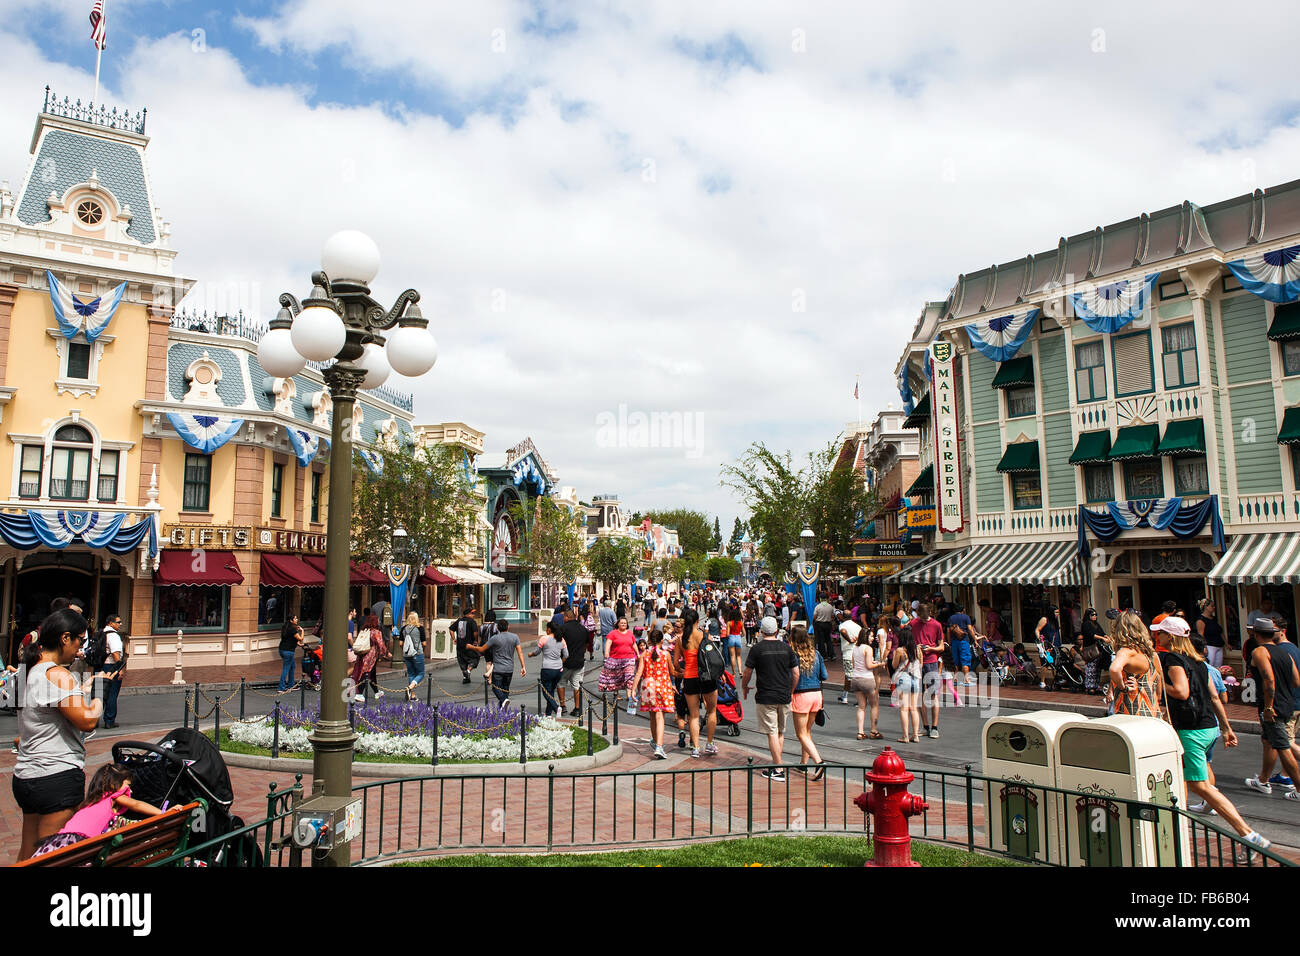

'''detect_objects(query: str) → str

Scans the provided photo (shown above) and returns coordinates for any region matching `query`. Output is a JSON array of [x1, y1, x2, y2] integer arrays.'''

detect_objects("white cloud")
[[1, 1, 1297, 535]]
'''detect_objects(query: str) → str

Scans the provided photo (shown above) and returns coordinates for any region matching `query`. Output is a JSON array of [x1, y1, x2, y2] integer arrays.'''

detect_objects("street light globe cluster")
[[257, 229, 438, 381]]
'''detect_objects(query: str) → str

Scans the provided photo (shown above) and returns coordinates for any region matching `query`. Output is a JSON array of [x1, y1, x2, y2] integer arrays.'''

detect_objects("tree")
[[508, 494, 587, 589], [727, 517, 746, 557], [678, 552, 708, 584], [705, 556, 741, 583], [721, 439, 875, 572], [643, 509, 712, 556], [351, 441, 482, 569], [653, 555, 680, 584], [711, 516, 722, 552], [586, 536, 641, 591]]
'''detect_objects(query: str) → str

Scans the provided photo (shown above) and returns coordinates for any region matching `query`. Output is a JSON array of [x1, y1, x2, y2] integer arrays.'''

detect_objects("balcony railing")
[[43, 86, 146, 134], [1073, 385, 1206, 433], [1232, 492, 1300, 526]]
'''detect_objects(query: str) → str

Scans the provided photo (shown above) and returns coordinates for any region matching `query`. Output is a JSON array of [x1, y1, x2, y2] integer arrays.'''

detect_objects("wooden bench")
[[15, 801, 204, 867]]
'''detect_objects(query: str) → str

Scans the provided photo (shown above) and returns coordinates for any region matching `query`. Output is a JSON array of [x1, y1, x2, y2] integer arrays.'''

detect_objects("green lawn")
[[398, 835, 1018, 867], [208, 727, 608, 765]]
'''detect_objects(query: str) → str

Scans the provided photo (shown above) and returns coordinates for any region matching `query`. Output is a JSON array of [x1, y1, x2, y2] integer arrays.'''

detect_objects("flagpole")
[[91, 0, 105, 105], [856, 374, 861, 431]]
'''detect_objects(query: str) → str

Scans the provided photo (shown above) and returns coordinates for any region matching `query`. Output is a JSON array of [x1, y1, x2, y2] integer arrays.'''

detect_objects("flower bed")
[[227, 701, 576, 762]]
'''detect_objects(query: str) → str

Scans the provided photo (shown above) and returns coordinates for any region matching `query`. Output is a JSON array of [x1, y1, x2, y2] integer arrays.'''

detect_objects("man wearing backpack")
[[96, 614, 126, 729], [454, 607, 481, 685]]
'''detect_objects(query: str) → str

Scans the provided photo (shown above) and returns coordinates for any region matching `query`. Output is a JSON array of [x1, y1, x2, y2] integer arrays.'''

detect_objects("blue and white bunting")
[[1070, 272, 1160, 334], [964, 307, 1039, 362], [0, 509, 157, 556], [1226, 244, 1300, 303], [897, 366, 914, 415], [359, 450, 384, 475], [46, 270, 126, 343], [166, 412, 244, 453], [286, 427, 327, 467]]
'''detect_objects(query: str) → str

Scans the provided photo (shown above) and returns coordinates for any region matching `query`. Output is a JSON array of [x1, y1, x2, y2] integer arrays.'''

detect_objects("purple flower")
[[276, 701, 538, 739]]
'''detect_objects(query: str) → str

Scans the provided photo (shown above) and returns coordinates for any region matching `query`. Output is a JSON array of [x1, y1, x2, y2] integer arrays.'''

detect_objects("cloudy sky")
[[3, 1, 1298, 535]]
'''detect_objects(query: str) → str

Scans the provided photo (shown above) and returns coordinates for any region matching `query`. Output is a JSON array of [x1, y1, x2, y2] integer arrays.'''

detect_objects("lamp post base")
[[307, 719, 358, 867]]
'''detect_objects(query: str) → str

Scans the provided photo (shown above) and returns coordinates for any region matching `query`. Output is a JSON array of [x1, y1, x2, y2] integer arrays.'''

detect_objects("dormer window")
[[75, 199, 104, 226]]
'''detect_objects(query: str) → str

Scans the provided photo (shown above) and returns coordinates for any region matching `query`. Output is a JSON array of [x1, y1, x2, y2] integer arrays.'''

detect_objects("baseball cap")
[[760, 616, 779, 635], [911, 600, 920, 610], [1150, 616, 1190, 638]]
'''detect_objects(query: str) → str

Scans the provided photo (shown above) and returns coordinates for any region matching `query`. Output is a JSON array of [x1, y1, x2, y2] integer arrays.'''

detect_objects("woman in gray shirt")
[[529, 621, 569, 716], [13, 609, 102, 861]]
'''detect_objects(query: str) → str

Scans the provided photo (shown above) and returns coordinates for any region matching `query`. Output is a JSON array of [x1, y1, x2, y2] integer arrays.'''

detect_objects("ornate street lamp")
[[267, 231, 437, 867], [390, 526, 411, 564]]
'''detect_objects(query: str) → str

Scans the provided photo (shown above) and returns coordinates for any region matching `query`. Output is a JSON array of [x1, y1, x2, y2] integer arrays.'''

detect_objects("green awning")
[[1279, 407, 1300, 445], [1068, 430, 1112, 465], [1268, 302, 1300, 341], [902, 393, 930, 429], [1157, 418, 1206, 456], [991, 356, 1035, 390], [906, 465, 934, 497], [1108, 424, 1160, 460], [996, 441, 1040, 474]]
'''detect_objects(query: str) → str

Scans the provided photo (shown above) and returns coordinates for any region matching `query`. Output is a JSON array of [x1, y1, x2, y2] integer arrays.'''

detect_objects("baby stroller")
[[301, 644, 322, 689], [715, 670, 744, 737], [978, 640, 1010, 684], [112, 727, 261, 866], [1004, 643, 1039, 686], [1049, 643, 1086, 692]]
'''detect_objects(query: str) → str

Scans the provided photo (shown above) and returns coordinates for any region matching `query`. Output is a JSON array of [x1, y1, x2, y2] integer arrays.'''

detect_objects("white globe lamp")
[[290, 303, 346, 362], [321, 230, 380, 285], [258, 327, 307, 377], [387, 325, 438, 377], [358, 341, 392, 390]]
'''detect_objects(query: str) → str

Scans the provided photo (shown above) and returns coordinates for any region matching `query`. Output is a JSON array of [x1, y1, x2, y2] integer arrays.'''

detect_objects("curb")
[[220, 739, 624, 778]]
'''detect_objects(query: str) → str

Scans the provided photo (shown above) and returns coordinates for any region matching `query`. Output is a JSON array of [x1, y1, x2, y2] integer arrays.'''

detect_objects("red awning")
[[155, 550, 244, 586], [418, 565, 457, 586], [301, 556, 387, 586], [260, 553, 325, 587]]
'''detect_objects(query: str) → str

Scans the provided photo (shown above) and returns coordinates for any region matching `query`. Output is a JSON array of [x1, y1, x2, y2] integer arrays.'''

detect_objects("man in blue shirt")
[[947, 604, 977, 686]]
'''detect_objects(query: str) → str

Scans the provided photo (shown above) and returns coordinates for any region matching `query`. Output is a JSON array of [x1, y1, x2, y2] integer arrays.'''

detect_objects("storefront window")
[[1173, 455, 1209, 496], [299, 587, 323, 625], [154, 585, 228, 633], [1123, 460, 1163, 500], [1084, 464, 1114, 503], [259, 585, 291, 629]]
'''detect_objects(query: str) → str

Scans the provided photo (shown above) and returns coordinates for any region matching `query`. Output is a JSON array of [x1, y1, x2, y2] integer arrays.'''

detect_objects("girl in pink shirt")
[[31, 763, 164, 857]]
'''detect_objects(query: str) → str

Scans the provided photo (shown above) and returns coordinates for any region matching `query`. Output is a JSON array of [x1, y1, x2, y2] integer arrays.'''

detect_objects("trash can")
[[427, 618, 456, 662], [981, 710, 1077, 864], [1055, 715, 1188, 867]]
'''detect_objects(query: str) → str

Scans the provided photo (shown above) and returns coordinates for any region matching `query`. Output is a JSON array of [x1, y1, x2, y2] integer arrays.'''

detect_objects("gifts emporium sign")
[[931, 340, 965, 532]]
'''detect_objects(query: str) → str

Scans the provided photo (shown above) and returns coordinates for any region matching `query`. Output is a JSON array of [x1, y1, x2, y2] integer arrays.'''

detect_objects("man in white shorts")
[[837, 610, 863, 705]]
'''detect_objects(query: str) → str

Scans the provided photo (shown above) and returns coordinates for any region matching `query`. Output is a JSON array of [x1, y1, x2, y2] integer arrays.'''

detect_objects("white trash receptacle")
[[981, 710, 1078, 864]]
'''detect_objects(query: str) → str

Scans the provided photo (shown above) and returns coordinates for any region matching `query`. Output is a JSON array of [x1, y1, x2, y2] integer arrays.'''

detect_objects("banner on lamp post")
[[931, 339, 965, 533]]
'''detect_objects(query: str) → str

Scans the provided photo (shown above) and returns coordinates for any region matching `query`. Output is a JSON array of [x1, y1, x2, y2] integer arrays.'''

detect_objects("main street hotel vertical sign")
[[931, 340, 965, 532]]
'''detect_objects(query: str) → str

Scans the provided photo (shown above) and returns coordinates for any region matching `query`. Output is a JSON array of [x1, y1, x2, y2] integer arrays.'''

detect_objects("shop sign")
[[252, 527, 328, 554], [857, 562, 903, 577], [931, 339, 965, 533], [491, 581, 519, 610], [164, 524, 251, 549], [908, 508, 936, 530], [851, 541, 924, 558]]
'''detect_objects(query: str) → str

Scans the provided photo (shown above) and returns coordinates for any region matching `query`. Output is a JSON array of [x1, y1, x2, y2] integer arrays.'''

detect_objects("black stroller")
[[112, 727, 262, 866]]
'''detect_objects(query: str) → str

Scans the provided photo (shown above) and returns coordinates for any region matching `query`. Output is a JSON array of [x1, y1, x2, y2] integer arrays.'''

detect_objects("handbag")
[[353, 630, 372, 655], [814, 708, 826, 727], [1080, 643, 1101, 663]]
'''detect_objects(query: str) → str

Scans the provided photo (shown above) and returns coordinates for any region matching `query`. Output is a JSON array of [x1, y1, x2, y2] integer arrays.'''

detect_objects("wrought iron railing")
[[149, 775, 305, 867], [43, 86, 147, 134]]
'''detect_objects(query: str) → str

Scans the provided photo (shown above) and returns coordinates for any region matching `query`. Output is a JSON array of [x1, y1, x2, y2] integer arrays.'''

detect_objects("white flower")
[[228, 717, 575, 762]]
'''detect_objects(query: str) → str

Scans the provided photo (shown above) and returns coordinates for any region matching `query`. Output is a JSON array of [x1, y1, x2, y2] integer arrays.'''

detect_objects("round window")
[[75, 200, 104, 226]]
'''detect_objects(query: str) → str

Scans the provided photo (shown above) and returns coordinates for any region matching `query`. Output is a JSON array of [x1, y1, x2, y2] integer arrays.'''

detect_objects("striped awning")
[[941, 540, 1088, 586], [888, 548, 970, 585], [435, 565, 506, 585], [1207, 533, 1300, 586]]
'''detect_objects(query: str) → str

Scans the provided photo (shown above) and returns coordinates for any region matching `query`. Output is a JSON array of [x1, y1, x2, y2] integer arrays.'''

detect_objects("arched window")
[[49, 425, 93, 500]]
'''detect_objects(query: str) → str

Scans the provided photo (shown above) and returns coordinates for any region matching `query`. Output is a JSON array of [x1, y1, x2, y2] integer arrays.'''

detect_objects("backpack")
[[84, 628, 110, 671], [696, 632, 727, 682]]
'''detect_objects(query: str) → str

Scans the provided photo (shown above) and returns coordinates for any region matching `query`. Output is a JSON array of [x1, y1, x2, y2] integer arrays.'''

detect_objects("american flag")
[[90, 1, 107, 51], [853, 380, 859, 400]]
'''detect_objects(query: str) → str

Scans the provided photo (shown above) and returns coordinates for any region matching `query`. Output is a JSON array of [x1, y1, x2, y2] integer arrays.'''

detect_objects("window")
[[1294, 447, 1300, 489], [19, 445, 42, 498], [1161, 323, 1199, 388], [310, 471, 321, 523], [75, 199, 104, 226], [1123, 460, 1164, 500], [1113, 331, 1154, 397], [1159, 280, 1188, 300], [271, 463, 284, 518], [49, 425, 92, 500], [299, 587, 323, 625], [182, 453, 211, 512], [66, 343, 91, 380], [1283, 340, 1300, 377], [1173, 455, 1209, 496], [1006, 385, 1035, 418], [1084, 464, 1115, 503], [1011, 474, 1042, 510], [154, 585, 228, 633], [259, 585, 290, 629], [97, 450, 119, 502], [1075, 341, 1106, 403]]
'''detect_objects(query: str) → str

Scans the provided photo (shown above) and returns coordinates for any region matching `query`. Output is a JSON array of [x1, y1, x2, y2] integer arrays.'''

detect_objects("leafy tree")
[[508, 494, 587, 589], [721, 439, 874, 572], [644, 509, 712, 556], [711, 516, 723, 552], [727, 517, 746, 557], [705, 556, 741, 583], [586, 536, 642, 591], [351, 442, 482, 569], [652, 555, 680, 584], [679, 552, 709, 584]]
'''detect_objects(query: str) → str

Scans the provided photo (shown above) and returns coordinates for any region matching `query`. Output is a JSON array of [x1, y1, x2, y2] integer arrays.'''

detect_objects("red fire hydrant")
[[854, 747, 928, 867]]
